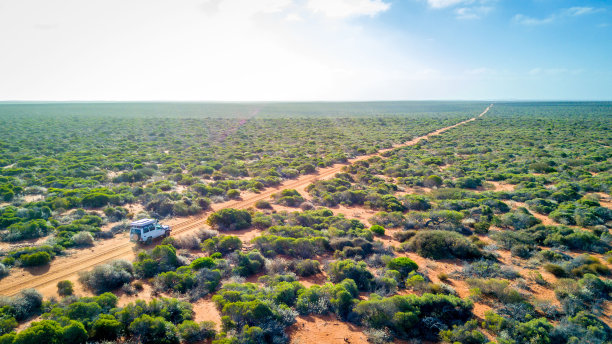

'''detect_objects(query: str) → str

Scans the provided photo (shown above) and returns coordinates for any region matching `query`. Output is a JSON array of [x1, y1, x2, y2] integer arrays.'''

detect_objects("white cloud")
[[564, 7, 601, 17], [528, 68, 583, 76], [513, 13, 555, 25], [427, 0, 468, 9], [455, 6, 491, 19], [427, 0, 495, 19], [514, 6, 603, 26], [306, 0, 390, 18]]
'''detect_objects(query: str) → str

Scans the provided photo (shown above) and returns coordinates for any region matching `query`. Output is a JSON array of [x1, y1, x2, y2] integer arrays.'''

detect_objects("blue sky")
[[0, 0, 610, 101]]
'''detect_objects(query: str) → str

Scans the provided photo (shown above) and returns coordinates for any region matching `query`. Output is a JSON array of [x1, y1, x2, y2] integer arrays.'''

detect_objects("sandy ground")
[[287, 314, 369, 344], [192, 297, 223, 329], [487, 181, 515, 192]]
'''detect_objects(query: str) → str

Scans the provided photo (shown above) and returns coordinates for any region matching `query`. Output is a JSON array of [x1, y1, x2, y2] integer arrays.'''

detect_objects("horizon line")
[[1, 99, 612, 104]]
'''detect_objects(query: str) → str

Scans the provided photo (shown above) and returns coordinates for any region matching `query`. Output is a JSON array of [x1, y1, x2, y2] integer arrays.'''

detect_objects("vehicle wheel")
[[145, 237, 152, 245]]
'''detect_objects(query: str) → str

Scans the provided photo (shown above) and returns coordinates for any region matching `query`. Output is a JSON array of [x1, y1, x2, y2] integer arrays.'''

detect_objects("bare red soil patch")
[[287, 314, 368, 344]]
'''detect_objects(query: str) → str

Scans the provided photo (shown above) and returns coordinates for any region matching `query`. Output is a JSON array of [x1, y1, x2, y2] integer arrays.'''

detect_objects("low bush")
[[212, 282, 298, 343], [328, 259, 373, 291], [202, 235, 242, 255], [0, 289, 43, 321], [129, 314, 180, 344], [0, 263, 8, 278], [253, 235, 329, 258], [466, 278, 524, 304], [274, 189, 305, 207], [406, 230, 482, 260], [461, 260, 519, 279], [544, 263, 567, 277], [177, 320, 216, 343], [439, 319, 487, 344], [511, 244, 534, 259], [171, 234, 201, 250], [254, 200, 272, 209], [72, 231, 94, 247], [20, 251, 51, 267], [288, 259, 320, 277], [57, 280, 74, 296], [232, 251, 265, 277], [295, 279, 358, 318], [354, 293, 473, 340], [473, 221, 490, 234], [370, 225, 385, 236], [550, 311, 612, 343], [386, 257, 418, 278], [500, 209, 541, 230], [133, 245, 181, 278], [78, 260, 134, 294], [565, 254, 610, 277], [393, 230, 417, 242], [206, 208, 251, 231]]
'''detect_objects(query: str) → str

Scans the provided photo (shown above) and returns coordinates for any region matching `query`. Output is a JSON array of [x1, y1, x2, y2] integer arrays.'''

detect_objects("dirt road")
[[0, 105, 492, 297]]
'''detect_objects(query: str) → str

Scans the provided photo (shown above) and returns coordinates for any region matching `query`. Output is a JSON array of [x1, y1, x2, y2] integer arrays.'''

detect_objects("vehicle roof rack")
[[130, 218, 156, 227]]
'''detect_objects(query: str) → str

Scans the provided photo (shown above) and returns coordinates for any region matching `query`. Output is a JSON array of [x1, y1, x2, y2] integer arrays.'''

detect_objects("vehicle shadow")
[[24, 264, 51, 275]]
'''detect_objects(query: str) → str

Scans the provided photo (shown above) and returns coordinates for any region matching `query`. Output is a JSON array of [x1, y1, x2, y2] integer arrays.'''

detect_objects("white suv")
[[129, 218, 171, 244]]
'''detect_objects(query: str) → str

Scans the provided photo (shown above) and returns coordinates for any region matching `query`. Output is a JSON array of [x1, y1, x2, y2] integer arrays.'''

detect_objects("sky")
[[0, 0, 611, 101]]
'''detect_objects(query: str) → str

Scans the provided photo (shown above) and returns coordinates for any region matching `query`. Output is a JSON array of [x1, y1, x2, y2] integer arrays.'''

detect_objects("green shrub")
[[81, 193, 110, 208], [178, 320, 216, 343], [370, 225, 385, 236], [3, 219, 54, 242], [0, 289, 43, 322], [473, 221, 490, 234], [71, 232, 94, 247], [500, 209, 540, 230], [481, 310, 507, 333], [424, 175, 443, 187], [62, 320, 88, 344], [13, 320, 64, 344], [254, 200, 272, 209], [461, 260, 519, 279], [511, 244, 534, 259], [226, 189, 240, 199], [295, 280, 357, 318], [202, 235, 242, 255], [466, 278, 524, 304], [386, 257, 418, 278], [57, 280, 74, 296], [232, 251, 265, 277], [403, 195, 431, 211], [134, 245, 180, 278], [354, 293, 473, 340], [20, 252, 51, 267], [510, 318, 553, 344], [190, 257, 216, 270], [544, 263, 567, 277], [78, 260, 134, 294], [91, 314, 122, 341], [289, 259, 320, 277], [406, 230, 481, 260], [439, 319, 486, 344], [206, 208, 251, 231], [393, 230, 417, 242], [328, 259, 373, 291], [129, 314, 180, 344]]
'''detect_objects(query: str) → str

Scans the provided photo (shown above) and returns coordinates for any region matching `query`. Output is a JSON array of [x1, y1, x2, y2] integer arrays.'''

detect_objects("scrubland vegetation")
[[0, 102, 611, 344]]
